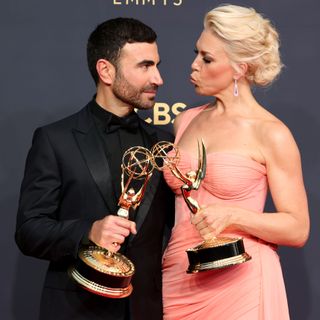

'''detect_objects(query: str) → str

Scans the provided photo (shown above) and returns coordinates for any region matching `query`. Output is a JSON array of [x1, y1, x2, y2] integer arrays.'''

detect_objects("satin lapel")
[[73, 106, 116, 212], [128, 120, 161, 244]]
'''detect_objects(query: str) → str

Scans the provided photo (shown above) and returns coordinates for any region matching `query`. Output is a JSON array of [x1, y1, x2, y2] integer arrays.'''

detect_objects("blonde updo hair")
[[204, 4, 283, 86]]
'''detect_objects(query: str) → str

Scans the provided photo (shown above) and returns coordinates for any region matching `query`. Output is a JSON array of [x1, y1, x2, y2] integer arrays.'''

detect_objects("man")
[[15, 18, 174, 320]]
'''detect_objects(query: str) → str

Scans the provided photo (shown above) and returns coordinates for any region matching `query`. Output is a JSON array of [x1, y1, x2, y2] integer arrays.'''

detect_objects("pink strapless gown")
[[162, 105, 290, 320]]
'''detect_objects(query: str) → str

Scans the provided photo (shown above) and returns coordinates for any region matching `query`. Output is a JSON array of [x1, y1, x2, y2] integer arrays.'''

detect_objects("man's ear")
[[233, 62, 248, 80], [96, 59, 116, 85]]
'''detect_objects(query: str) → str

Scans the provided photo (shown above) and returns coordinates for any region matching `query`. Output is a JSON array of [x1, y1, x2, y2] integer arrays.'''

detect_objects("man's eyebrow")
[[137, 59, 161, 66]]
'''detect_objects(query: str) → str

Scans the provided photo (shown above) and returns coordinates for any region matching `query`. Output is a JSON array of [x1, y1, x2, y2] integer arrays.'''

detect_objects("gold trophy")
[[151, 141, 251, 273], [69, 146, 154, 297]]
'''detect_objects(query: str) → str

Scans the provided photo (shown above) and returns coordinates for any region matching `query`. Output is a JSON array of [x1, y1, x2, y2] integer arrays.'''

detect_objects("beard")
[[112, 69, 158, 110]]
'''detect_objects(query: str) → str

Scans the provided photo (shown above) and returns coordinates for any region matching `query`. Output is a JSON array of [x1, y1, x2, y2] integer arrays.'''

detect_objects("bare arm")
[[192, 121, 310, 247]]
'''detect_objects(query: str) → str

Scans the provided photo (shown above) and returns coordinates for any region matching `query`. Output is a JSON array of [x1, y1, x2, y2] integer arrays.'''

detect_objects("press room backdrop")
[[1, 0, 319, 319]]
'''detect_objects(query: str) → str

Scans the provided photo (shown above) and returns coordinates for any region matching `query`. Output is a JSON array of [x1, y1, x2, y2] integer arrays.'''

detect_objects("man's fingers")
[[130, 221, 137, 235]]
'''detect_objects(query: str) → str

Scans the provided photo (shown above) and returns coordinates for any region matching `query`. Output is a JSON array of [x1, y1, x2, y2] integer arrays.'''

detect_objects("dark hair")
[[87, 17, 157, 84]]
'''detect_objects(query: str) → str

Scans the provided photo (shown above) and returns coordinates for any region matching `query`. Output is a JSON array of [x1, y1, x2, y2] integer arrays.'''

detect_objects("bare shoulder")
[[257, 114, 300, 163], [260, 117, 293, 144]]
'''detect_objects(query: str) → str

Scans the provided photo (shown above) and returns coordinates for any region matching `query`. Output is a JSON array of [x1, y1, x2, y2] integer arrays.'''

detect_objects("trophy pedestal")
[[186, 237, 251, 273], [69, 245, 135, 298]]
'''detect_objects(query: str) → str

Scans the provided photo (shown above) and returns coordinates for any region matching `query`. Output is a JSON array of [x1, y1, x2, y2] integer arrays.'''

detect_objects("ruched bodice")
[[162, 105, 289, 320], [164, 150, 268, 229], [164, 150, 266, 199]]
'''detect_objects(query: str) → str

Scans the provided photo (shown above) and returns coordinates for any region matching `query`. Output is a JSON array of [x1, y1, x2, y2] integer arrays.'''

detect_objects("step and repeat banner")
[[1, 0, 319, 319]]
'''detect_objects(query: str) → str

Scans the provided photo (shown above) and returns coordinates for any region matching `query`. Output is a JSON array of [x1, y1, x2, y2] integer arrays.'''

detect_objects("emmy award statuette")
[[151, 141, 251, 273], [69, 146, 154, 297]]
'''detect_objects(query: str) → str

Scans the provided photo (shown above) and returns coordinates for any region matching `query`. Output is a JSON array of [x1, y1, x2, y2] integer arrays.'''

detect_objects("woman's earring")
[[233, 79, 239, 97]]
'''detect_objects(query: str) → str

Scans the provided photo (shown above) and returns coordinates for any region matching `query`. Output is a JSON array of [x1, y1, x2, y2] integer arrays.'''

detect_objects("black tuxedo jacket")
[[15, 102, 174, 320]]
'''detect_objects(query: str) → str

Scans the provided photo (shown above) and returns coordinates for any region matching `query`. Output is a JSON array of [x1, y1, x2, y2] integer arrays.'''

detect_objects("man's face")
[[112, 42, 163, 110]]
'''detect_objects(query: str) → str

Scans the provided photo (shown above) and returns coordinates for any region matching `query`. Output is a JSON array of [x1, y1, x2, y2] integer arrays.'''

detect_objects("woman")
[[162, 4, 309, 320]]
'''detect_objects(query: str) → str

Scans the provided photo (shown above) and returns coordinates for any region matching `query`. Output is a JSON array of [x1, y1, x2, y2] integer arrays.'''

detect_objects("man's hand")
[[88, 215, 137, 252]]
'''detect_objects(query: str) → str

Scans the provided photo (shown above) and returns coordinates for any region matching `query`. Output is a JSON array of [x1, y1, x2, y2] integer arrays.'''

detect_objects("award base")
[[69, 245, 135, 298], [186, 237, 251, 273]]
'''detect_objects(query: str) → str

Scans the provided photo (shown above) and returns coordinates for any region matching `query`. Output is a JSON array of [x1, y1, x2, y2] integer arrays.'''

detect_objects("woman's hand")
[[191, 204, 237, 240]]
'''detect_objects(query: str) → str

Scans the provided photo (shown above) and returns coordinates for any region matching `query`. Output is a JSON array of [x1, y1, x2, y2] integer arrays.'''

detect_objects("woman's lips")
[[190, 76, 197, 84]]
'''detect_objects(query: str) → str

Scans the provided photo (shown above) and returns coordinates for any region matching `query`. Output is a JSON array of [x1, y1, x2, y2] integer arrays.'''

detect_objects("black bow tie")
[[106, 112, 139, 133]]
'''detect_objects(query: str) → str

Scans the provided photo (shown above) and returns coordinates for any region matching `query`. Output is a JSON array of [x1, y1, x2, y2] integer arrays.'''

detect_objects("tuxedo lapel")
[[128, 120, 162, 244], [73, 107, 163, 242], [73, 106, 117, 212]]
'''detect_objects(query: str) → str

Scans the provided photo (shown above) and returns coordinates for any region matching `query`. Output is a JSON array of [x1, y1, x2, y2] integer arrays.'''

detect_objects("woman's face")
[[190, 29, 235, 97]]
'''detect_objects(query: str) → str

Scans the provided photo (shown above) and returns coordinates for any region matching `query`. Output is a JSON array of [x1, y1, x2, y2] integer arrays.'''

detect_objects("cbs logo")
[[138, 102, 186, 125]]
